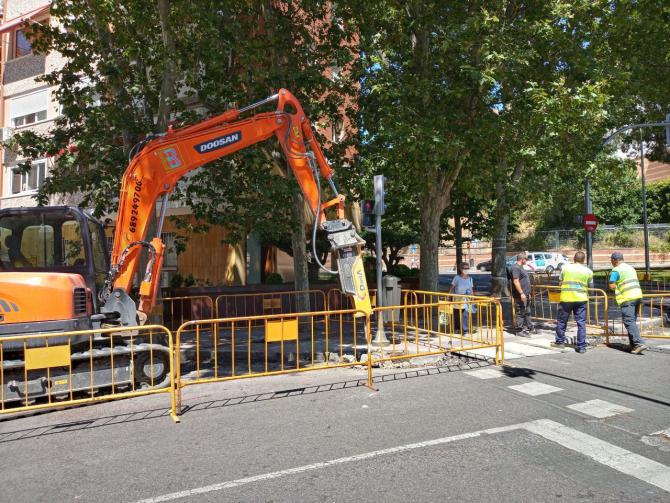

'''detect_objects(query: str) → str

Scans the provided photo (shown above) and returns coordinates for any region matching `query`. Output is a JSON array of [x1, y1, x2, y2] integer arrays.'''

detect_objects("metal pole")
[[585, 177, 593, 271], [639, 130, 651, 280], [372, 211, 388, 344]]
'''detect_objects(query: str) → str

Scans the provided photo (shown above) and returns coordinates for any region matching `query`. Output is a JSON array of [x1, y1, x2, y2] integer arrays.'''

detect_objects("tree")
[[536, 157, 642, 229], [479, 1, 620, 296], [356, 1, 495, 291], [646, 180, 670, 224], [11, 0, 360, 296]]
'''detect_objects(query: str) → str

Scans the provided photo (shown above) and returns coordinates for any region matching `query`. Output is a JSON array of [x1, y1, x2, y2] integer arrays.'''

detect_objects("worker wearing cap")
[[552, 251, 593, 353], [609, 252, 646, 354]]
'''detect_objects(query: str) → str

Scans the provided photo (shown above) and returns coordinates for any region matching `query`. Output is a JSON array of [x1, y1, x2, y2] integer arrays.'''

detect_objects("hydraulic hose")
[[309, 155, 338, 275]]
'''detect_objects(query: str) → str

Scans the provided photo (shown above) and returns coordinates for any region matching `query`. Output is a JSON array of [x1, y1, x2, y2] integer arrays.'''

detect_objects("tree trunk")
[[490, 184, 510, 298], [490, 163, 524, 297], [156, 0, 177, 133], [418, 179, 449, 291], [454, 211, 463, 272], [290, 190, 310, 312]]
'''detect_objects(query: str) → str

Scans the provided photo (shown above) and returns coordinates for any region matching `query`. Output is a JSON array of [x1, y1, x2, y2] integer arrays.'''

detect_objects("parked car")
[[476, 256, 517, 272], [524, 252, 569, 273]]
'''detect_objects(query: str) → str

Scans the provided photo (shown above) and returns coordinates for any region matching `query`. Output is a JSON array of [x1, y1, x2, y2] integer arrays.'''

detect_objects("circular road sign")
[[583, 213, 598, 233]]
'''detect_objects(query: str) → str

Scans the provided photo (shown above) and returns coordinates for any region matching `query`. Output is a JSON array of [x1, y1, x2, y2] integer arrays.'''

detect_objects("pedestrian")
[[511, 252, 535, 337], [551, 251, 593, 353], [609, 252, 646, 354], [450, 262, 474, 334]]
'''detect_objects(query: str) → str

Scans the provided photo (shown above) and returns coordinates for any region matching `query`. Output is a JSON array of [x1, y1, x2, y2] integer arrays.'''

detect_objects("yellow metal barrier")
[[371, 300, 503, 366], [173, 308, 371, 415], [215, 290, 328, 324], [160, 296, 214, 332], [607, 293, 670, 342], [0, 325, 178, 422], [327, 288, 377, 311], [526, 285, 609, 336]]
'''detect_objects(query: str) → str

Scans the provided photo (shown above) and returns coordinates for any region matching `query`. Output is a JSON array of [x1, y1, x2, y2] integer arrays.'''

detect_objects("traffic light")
[[361, 199, 375, 228], [373, 174, 387, 215]]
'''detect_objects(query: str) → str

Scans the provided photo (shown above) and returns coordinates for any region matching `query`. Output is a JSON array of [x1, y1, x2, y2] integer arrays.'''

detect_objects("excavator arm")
[[100, 89, 371, 325]]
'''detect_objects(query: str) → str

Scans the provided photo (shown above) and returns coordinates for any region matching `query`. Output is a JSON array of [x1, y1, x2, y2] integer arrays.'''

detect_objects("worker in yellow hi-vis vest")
[[609, 252, 646, 354], [551, 251, 593, 353]]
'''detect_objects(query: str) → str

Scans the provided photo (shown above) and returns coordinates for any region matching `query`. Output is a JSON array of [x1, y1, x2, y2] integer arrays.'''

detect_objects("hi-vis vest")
[[560, 263, 593, 302], [612, 263, 643, 305]]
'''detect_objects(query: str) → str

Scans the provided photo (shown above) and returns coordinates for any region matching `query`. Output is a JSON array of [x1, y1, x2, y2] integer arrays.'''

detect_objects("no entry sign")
[[583, 213, 598, 233]]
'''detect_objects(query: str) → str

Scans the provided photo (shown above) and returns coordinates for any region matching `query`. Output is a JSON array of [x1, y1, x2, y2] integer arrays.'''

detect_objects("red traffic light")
[[362, 199, 375, 214]]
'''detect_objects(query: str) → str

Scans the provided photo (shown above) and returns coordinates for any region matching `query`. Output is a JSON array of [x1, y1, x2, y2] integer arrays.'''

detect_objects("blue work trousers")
[[453, 308, 469, 333], [620, 299, 644, 347], [556, 301, 587, 349]]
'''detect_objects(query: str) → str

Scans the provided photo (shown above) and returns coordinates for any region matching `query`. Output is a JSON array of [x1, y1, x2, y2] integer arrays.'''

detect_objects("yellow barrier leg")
[[364, 321, 378, 391]]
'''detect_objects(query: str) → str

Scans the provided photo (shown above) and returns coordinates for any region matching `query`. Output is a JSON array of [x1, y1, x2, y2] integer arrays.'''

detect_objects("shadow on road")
[[502, 364, 670, 408], [0, 357, 494, 444]]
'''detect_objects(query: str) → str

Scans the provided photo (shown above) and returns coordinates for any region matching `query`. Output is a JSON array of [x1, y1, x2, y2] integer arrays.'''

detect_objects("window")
[[544, 254, 553, 259], [0, 210, 92, 272], [11, 160, 47, 194], [14, 29, 32, 57], [161, 232, 178, 268], [10, 89, 48, 127]]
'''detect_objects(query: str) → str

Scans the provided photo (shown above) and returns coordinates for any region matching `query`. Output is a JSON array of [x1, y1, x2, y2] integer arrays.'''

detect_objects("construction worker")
[[551, 251, 593, 353], [609, 252, 646, 354]]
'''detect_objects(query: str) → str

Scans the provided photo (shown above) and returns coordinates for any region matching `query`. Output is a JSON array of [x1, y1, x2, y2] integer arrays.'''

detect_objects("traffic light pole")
[[371, 174, 388, 346], [372, 210, 388, 345]]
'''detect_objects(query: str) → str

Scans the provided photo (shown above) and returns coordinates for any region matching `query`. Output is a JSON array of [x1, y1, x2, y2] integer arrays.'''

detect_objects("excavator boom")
[[101, 89, 371, 324]]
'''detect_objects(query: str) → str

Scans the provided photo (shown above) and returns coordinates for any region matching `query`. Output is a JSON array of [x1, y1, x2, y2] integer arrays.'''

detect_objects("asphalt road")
[[1, 346, 669, 502]]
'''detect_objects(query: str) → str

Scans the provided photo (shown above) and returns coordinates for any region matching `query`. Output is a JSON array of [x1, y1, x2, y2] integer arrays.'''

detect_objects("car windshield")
[[0, 211, 88, 272]]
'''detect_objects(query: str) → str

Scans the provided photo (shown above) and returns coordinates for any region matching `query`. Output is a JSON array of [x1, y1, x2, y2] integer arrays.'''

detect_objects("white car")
[[524, 252, 569, 273]]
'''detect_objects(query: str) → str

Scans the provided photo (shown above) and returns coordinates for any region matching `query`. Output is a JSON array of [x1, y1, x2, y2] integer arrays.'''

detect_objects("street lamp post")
[[599, 121, 670, 280]]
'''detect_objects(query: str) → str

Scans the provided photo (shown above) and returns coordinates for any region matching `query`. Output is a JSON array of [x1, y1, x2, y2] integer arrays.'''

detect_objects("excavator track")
[[0, 342, 172, 407]]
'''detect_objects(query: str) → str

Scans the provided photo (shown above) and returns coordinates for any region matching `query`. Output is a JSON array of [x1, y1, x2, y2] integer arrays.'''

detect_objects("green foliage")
[[170, 273, 196, 289], [388, 264, 416, 278], [646, 181, 670, 224], [264, 272, 284, 285], [537, 157, 642, 229], [11, 0, 359, 253]]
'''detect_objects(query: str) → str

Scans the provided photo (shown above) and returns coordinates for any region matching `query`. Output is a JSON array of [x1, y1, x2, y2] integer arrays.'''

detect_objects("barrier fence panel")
[[0, 325, 177, 421], [525, 285, 609, 336], [326, 288, 377, 311], [160, 296, 214, 333], [215, 290, 327, 323], [378, 293, 503, 365], [173, 308, 370, 415], [607, 293, 670, 342]]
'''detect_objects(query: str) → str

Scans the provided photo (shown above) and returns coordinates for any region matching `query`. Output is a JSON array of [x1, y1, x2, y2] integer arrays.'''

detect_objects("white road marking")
[[508, 382, 563, 396], [132, 419, 670, 503], [465, 368, 504, 379], [525, 419, 670, 493], [566, 399, 634, 418]]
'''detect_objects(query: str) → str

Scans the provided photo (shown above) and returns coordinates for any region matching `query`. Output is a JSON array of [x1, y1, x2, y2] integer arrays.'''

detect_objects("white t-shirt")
[[452, 275, 473, 310], [451, 275, 473, 295]]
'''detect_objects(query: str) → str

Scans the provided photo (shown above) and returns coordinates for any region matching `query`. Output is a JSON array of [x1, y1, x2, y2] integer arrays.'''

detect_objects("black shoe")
[[575, 347, 587, 354], [630, 344, 647, 355], [550, 342, 566, 349]]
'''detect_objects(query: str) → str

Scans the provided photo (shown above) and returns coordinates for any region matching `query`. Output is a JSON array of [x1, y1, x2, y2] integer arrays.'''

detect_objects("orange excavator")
[[0, 89, 372, 401]]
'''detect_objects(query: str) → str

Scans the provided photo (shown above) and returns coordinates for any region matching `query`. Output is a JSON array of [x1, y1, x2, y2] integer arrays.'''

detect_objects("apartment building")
[[0, 1, 55, 209]]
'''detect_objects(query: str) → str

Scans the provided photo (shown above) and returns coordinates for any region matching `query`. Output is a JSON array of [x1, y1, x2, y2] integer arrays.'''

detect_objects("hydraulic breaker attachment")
[[322, 219, 372, 316]]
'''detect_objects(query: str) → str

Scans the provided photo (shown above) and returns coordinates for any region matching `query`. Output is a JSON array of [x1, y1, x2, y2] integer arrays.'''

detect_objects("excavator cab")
[[0, 206, 109, 309]]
